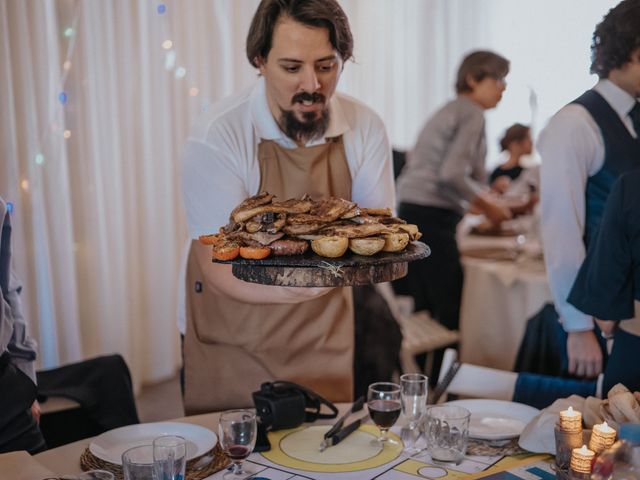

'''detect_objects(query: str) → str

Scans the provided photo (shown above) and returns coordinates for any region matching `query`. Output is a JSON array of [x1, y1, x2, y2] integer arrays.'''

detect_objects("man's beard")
[[279, 92, 330, 144]]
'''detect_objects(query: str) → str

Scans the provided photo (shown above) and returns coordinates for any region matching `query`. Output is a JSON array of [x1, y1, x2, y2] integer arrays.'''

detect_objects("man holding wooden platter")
[[180, 0, 397, 413]]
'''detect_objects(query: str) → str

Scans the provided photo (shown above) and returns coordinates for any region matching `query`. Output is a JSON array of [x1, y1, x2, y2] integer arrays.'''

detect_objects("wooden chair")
[[375, 283, 459, 374]]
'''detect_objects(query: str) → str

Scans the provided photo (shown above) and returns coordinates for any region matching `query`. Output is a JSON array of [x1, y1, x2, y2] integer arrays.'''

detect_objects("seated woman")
[[568, 169, 640, 394], [489, 123, 533, 192]]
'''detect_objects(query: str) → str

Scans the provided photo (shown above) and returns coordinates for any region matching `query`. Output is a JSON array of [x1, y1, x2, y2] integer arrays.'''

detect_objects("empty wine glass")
[[219, 409, 257, 479], [400, 373, 428, 454], [367, 382, 401, 445]]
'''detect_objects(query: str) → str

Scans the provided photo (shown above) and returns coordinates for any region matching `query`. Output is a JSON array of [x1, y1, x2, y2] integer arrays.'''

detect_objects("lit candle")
[[570, 444, 595, 474], [559, 406, 582, 433], [589, 421, 617, 453]]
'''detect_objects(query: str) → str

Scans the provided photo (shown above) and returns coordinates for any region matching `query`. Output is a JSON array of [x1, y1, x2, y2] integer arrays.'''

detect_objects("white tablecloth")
[[457, 215, 553, 371]]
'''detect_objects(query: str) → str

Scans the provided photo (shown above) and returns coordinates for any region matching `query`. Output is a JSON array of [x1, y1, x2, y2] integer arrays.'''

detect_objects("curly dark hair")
[[246, 0, 353, 68], [591, 0, 640, 78]]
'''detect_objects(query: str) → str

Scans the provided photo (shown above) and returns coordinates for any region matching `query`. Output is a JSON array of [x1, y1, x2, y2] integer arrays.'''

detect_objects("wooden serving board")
[[213, 241, 430, 287]]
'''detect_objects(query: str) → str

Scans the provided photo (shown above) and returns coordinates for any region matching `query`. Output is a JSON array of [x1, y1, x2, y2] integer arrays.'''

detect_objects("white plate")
[[89, 422, 217, 465], [445, 399, 539, 440]]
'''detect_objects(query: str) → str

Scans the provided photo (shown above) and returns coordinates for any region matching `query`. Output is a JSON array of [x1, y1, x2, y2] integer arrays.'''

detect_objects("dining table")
[[457, 214, 553, 371], [0, 401, 555, 480]]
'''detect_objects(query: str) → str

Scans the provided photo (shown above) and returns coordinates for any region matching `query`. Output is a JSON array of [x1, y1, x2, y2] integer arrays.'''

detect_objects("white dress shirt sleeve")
[[349, 111, 396, 211], [538, 104, 603, 332], [181, 137, 251, 239]]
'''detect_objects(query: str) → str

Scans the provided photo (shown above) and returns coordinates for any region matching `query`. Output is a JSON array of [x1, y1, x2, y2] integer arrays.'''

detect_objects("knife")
[[323, 395, 365, 441], [319, 417, 362, 452]]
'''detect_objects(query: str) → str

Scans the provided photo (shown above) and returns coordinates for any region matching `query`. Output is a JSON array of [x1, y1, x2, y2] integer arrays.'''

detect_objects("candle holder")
[[555, 423, 584, 471]]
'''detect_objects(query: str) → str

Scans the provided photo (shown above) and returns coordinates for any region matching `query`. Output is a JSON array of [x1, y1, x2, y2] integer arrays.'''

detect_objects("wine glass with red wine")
[[367, 382, 402, 445], [219, 409, 257, 479]]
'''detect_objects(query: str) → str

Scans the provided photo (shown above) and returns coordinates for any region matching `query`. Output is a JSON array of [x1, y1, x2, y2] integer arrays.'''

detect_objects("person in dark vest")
[[0, 196, 46, 454], [537, 0, 640, 380], [568, 169, 640, 394], [180, 0, 395, 413]]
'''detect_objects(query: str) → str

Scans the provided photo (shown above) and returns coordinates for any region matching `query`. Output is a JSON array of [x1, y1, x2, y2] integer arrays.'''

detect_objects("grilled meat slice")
[[318, 223, 394, 238], [377, 216, 407, 225], [270, 239, 309, 256], [231, 197, 314, 223], [361, 207, 392, 216], [229, 192, 274, 221], [228, 230, 285, 246], [282, 222, 324, 235]]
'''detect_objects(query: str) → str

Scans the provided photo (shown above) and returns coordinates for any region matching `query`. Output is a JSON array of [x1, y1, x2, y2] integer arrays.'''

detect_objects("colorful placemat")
[[261, 424, 402, 473]]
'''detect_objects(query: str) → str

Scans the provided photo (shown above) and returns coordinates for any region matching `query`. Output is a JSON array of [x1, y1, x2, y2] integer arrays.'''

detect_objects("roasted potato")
[[382, 232, 410, 252], [311, 236, 349, 258], [349, 237, 385, 256]]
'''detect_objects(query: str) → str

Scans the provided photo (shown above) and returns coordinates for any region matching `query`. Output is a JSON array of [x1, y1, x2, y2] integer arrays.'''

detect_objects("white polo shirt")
[[178, 77, 395, 333]]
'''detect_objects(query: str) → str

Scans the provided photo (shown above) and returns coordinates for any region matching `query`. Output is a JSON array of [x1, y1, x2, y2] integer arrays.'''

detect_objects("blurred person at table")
[[0, 196, 45, 454], [393, 50, 511, 379], [537, 0, 640, 380], [489, 123, 533, 191], [180, 0, 394, 412], [568, 169, 640, 394]]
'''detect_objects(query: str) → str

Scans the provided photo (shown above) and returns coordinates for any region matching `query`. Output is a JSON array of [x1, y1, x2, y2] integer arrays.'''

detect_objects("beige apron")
[[184, 136, 355, 414]]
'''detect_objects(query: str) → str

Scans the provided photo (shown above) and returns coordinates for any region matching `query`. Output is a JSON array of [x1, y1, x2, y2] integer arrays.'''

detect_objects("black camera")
[[252, 381, 338, 431]]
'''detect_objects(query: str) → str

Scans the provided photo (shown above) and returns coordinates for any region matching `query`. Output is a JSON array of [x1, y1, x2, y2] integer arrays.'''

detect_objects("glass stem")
[[380, 428, 389, 442], [233, 460, 244, 473]]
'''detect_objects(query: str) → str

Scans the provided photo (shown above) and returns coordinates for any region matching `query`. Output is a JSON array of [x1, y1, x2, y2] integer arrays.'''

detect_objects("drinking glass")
[[424, 405, 470, 464], [153, 435, 187, 480], [367, 382, 402, 445], [400, 373, 429, 453], [122, 445, 154, 480], [219, 409, 257, 479]]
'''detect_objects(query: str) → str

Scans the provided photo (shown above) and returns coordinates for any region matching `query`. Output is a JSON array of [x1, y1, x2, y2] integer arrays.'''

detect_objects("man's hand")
[[567, 330, 603, 378], [30, 400, 41, 424]]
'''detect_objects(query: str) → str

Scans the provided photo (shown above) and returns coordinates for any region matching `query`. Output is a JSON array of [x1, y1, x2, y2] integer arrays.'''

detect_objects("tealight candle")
[[589, 421, 617, 453], [570, 444, 595, 474], [559, 406, 582, 433]]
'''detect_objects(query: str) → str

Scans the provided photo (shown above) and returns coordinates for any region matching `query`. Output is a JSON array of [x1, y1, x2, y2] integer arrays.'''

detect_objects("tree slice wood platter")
[[213, 241, 430, 287]]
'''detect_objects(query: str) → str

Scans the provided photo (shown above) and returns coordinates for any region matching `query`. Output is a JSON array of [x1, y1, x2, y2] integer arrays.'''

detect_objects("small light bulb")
[[175, 67, 186, 79], [35, 153, 44, 165], [63, 130, 71, 139], [189, 87, 199, 97], [63, 60, 72, 70], [162, 39, 173, 50], [21, 180, 29, 190]]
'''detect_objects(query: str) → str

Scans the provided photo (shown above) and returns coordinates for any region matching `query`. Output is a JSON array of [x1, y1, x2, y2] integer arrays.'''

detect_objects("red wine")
[[225, 444, 252, 460], [368, 399, 401, 429]]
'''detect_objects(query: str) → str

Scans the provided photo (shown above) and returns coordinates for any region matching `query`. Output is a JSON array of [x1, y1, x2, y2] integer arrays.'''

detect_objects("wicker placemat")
[[80, 443, 229, 480], [466, 437, 527, 457]]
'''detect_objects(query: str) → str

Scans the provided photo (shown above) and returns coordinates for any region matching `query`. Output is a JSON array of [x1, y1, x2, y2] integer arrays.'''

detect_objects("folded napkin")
[[0, 450, 58, 480], [518, 383, 640, 454]]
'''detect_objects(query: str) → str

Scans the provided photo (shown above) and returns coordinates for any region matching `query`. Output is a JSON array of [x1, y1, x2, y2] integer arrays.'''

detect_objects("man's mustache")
[[291, 92, 326, 105]]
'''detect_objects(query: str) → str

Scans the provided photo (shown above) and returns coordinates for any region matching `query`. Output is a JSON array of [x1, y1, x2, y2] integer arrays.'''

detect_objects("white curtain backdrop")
[[0, 0, 617, 390]]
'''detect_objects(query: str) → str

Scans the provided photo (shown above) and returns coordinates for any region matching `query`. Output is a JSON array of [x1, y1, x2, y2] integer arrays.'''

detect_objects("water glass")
[[77, 471, 115, 480], [367, 382, 402, 445], [153, 435, 187, 480], [219, 409, 257, 480], [122, 445, 154, 480], [400, 373, 428, 453], [424, 405, 470, 464]]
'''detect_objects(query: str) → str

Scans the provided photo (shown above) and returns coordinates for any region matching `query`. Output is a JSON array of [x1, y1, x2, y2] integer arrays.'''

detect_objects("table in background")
[[457, 215, 553, 371]]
